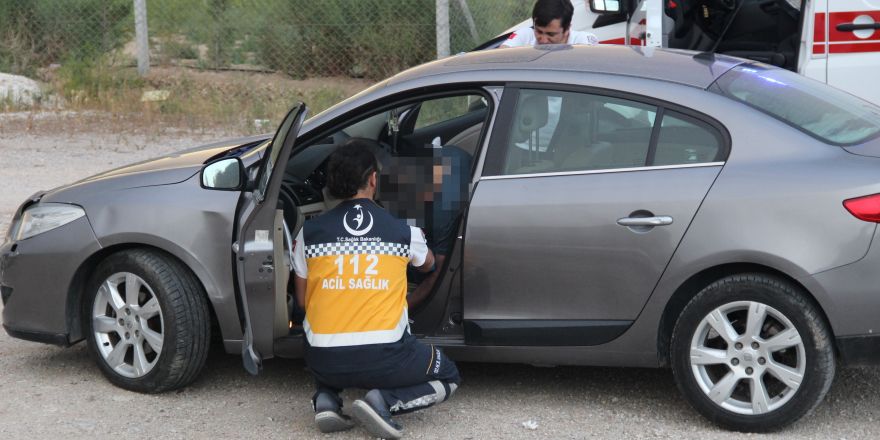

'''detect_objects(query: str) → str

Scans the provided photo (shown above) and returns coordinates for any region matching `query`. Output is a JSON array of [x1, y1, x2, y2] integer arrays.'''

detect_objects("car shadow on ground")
[[14, 339, 880, 438], [192, 346, 880, 431]]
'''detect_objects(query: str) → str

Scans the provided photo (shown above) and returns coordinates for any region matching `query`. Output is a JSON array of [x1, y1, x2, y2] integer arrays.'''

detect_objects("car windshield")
[[711, 65, 880, 145]]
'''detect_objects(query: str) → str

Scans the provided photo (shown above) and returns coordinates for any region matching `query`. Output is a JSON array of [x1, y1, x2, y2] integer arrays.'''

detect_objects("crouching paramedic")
[[291, 139, 461, 439]]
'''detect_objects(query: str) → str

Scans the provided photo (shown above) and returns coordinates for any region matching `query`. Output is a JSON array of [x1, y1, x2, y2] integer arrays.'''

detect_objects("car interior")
[[665, 0, 805, 71], [275, 92, 492, 328]]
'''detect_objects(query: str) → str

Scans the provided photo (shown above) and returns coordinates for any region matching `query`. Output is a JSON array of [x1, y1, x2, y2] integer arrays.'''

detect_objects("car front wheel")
[[671, 274, 835, 432], [84, 249, 210, 393]]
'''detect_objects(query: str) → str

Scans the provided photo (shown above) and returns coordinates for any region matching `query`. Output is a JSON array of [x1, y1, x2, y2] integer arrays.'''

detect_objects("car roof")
[[387, 45, 747, 90], [304, 45, 749, 133]]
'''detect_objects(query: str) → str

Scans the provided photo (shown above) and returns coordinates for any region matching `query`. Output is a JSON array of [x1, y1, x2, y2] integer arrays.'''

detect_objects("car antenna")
[[707, 0, 745, 54], [693, 52, 716, 62]]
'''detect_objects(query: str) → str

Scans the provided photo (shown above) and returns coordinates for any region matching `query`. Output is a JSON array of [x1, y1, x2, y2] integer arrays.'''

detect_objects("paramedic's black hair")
[[326, 138, 380, 199], [532, 0, 574, 31]]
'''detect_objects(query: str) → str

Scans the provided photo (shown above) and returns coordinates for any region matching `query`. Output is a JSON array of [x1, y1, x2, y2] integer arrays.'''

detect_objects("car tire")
[[84, 249, 211, 393], [670, 273, 835, 432]]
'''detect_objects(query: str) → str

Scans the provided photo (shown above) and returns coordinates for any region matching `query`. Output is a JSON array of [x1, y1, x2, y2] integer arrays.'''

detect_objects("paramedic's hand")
[[409, 252, 445, 310]]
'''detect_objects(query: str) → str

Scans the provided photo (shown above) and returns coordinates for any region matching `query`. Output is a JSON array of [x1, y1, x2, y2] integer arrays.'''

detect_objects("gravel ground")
[[1, 113, 879, 439]]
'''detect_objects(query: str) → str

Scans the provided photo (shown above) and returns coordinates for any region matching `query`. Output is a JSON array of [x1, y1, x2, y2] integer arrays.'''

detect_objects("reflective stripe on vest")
[[304, 308, 409, 347]]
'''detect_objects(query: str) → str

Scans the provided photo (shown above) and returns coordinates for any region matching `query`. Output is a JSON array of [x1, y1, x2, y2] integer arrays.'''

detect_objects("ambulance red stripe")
[[600, 37, 642, 45], [815, 11, 880, 54], [828, 41, 880, 54], [826, 11, 880, 43], [814, 12, 827, 43]]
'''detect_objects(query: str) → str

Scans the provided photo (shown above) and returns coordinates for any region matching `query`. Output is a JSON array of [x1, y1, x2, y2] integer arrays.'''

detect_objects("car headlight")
[[12, 203, 86, 241]]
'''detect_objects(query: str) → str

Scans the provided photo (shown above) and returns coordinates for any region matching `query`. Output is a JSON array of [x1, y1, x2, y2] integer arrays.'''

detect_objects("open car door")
[[234, 103, 308, 374]]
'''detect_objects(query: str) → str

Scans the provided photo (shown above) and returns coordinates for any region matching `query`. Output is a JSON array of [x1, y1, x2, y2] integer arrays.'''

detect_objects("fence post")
[[456, 0, 480, 45], [436, 0, 450, 59], [134, 0, 150, 76]]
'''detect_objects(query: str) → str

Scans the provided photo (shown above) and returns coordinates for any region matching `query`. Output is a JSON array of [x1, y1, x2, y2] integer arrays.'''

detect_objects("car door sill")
[[273, 332, 306, 358], [417, 335, 466, 346]]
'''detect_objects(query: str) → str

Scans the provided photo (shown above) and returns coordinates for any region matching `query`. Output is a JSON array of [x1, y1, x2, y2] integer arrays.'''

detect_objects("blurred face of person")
[[533, 18, 569, 44]]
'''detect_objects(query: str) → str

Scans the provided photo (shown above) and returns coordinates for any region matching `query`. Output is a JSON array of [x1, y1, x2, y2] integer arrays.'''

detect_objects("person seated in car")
[[407, 145, 472, 308], [500, 0, 599, 48], [379, 145, 473, 309]]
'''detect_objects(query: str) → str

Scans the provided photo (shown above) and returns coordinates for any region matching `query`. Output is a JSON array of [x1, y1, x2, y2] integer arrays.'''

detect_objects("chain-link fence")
[[1, 0, 532, 80], [0, 0, 133, 75]]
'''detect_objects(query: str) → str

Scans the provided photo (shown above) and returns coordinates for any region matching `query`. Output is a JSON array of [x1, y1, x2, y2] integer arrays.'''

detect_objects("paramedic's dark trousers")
[[309, 337, 460, 414]]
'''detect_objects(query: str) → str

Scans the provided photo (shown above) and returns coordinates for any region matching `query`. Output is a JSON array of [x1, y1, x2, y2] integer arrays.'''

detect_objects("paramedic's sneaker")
[[351, 389, 403, 439], [315, 411, 354, 433], [313, 392, 354, 433]]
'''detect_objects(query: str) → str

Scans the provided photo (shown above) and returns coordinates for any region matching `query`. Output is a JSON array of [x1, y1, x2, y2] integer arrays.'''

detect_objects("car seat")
[[505, 93, 549, 173]]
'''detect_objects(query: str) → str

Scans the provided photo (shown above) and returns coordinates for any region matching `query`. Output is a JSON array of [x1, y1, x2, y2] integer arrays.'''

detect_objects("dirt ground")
[[1, 112, 879, 439]]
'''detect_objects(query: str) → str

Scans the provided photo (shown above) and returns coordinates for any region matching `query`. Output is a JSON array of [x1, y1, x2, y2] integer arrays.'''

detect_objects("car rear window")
[[711, 65, 880, 145]]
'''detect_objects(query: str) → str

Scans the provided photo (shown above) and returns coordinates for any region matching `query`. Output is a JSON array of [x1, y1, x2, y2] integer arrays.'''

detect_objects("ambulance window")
[[712, 65, 880, 145]]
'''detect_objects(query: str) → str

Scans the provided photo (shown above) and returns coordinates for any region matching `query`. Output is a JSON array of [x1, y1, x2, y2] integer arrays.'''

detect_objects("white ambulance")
[[493, 0, 880, 105]]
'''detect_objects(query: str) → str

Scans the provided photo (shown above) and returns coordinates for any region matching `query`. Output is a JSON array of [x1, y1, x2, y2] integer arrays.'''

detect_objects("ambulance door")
[[583, 0, 633, 44], [590, 0, 663, 46], [826, 0, 880, 104], [800, 0, 827, 83]]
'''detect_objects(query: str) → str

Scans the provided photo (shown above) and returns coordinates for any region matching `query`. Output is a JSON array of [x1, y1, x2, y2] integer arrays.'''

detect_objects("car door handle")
[[837, 22, 880, 32], [617, 216, 673, 227]]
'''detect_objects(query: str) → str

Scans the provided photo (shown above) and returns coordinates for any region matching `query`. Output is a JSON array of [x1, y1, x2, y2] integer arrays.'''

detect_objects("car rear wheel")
[[84, 249, 210, 393], [670, 274, 835, 432]]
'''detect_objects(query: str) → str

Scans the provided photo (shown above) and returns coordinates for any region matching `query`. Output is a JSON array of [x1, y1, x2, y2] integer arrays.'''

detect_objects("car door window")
[[652, 111, 724, 166], [501, 89, 658, 175], [383, 93, 486, 234], [413, 95, 488, 131], [284, 91, 491, 243]]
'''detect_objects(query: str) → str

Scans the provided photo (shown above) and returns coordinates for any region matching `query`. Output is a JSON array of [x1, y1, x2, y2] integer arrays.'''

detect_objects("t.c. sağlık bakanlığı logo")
[[343, 204, 374, 236]]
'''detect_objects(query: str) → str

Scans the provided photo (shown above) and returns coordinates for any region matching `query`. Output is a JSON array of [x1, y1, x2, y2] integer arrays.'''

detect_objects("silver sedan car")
[[3, 45, 880, 432]]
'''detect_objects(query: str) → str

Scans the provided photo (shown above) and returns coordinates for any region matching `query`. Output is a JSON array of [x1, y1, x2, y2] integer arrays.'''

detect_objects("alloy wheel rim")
[[92, 272, 164, 378], [689, 300, 806, 415]]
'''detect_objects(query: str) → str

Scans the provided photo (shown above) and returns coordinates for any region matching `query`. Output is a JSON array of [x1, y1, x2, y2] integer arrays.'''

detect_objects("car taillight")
[[844, 194, 880, 222]]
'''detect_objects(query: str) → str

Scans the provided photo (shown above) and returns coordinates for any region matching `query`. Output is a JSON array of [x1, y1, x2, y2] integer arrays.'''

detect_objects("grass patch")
[[45, 64, 372, 134]]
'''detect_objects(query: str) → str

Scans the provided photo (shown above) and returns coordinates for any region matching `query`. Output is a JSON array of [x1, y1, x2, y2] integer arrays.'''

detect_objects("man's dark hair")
[[532, 0, 574, 30], [326, 138, 380, 199]]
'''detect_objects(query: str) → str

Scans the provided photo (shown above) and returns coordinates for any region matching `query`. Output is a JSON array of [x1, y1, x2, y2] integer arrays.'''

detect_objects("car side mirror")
[[201, 157, 244, 191], [589, 0, 624, 14]]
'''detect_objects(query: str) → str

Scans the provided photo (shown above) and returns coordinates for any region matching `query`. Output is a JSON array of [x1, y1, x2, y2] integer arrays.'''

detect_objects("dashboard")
[[282, 142, 338, 206]]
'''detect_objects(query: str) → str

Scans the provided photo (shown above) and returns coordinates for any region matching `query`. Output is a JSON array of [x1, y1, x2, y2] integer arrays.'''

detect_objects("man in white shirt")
[[501, 0, 599, 47]]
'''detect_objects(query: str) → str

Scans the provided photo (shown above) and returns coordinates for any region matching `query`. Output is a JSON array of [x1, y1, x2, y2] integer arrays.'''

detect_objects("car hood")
[[40, 135, 269, 204], [79, 135, 269, 184]]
